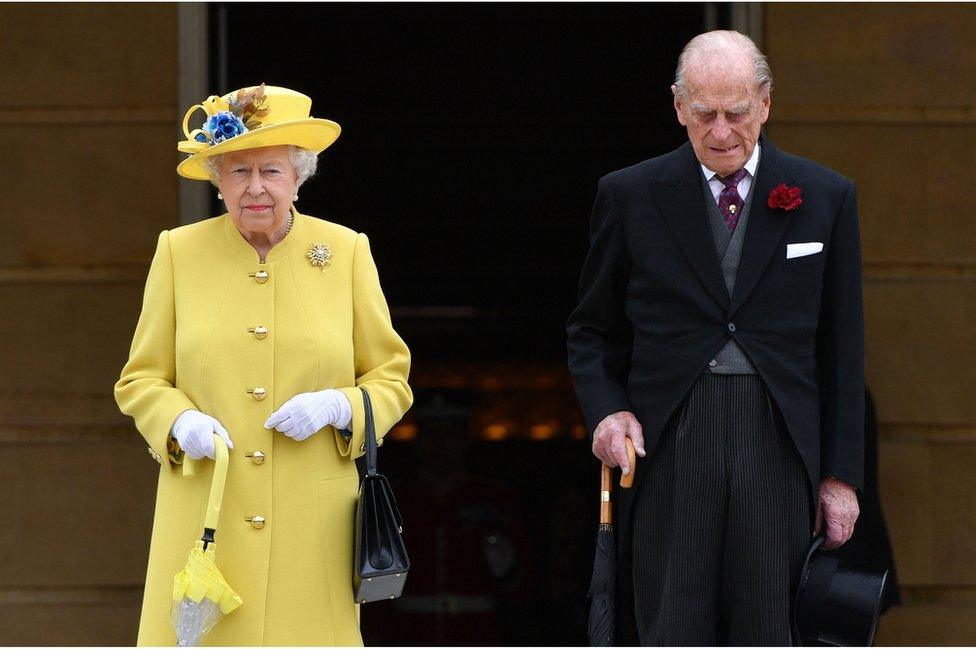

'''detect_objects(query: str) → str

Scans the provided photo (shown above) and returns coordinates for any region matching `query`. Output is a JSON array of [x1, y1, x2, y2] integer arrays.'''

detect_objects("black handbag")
[[353, 388, 410, 603]]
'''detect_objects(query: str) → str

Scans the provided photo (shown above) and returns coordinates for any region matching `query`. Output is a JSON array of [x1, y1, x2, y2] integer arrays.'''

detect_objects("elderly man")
[[567, 31, 862, 645]]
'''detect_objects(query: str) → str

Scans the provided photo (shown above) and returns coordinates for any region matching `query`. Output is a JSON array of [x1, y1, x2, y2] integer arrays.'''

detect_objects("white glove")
[[171, 409, 234, 460], [264, 389, 352, 442]]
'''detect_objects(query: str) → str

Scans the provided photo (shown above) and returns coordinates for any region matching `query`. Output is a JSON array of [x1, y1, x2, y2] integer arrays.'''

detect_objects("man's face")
[[673, 64, 770, 177]]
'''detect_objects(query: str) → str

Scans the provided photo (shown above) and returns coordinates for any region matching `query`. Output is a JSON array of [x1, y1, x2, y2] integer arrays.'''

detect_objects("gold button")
[[245, 450, 266, 465], [247, 387, 267, 401], [249, 270, 270, 283], [248, 325, 269, 339], [245, 515, 266, 529]]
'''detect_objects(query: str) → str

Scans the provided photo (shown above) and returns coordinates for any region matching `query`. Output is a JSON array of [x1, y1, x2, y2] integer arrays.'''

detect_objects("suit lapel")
[[652, 143, 730, 311], [729, 136, 798, 316]]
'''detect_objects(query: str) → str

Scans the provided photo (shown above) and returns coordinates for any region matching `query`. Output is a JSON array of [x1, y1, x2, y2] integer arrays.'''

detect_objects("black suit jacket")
[[567, 134, 865, 506]]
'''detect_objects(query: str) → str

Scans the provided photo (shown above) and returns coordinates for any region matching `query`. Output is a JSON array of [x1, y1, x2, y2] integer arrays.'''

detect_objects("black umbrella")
[[588, 438, 635, 647]]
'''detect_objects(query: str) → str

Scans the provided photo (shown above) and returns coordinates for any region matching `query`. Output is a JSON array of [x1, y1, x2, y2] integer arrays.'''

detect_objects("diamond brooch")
[[307, 243, 333, 270]]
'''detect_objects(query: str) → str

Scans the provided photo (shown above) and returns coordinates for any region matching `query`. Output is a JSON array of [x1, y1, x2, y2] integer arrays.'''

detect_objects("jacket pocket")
[[783, 250, 824, 273]]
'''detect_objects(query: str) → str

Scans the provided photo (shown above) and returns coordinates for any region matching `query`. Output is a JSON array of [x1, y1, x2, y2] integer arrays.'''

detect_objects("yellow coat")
[[115, 211, 412, 646]]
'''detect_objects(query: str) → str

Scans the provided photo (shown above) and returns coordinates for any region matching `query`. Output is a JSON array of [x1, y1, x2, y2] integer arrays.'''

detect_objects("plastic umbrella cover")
[[171, 540, 243, 646], [171, 596, 221, 647]]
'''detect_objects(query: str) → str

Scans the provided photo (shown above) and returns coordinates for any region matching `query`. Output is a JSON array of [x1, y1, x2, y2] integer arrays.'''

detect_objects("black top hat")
[[793, 535, 889, 646]]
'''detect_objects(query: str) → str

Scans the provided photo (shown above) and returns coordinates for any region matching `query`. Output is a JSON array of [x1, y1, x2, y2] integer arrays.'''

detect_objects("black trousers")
[[632, 374, 811, 646]]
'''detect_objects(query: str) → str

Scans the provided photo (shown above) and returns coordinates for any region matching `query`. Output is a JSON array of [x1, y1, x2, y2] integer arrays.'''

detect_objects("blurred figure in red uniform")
[[364, 388, 534, 646]]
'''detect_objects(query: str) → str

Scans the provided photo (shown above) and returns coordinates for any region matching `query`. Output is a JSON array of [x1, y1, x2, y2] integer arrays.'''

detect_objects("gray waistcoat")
[[702, 173, 758, 375]]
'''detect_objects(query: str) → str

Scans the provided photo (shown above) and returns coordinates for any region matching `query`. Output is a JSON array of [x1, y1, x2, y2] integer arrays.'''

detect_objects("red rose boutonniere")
[[767, 183, 803, 211]]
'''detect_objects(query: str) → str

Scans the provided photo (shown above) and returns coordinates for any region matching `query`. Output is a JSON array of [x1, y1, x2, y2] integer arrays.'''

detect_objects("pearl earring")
[[293, 194, 299, 202], [217, 192, 223, 200]]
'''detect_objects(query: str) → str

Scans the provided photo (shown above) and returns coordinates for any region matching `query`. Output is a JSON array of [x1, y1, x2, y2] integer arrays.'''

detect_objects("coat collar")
[[652, 133, 800, 316]]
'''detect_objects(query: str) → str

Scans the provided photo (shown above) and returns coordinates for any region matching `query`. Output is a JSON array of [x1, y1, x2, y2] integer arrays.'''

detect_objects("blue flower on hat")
[[204, 111, 248, 145]]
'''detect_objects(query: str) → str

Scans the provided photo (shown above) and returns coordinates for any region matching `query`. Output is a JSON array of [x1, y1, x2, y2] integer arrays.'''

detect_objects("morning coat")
[[566, 135, 865, 640]]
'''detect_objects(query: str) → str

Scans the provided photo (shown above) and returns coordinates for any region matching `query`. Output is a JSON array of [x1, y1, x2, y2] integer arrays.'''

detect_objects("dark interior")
[[218, 4, 709, 643]]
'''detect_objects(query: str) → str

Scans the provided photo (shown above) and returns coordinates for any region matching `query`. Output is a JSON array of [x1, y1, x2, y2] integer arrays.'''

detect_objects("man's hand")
[[592, 411, 646, 474], [814, 477, 860, 549]]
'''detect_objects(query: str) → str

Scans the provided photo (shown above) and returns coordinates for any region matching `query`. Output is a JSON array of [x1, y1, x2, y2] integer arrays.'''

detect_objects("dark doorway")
[[216, 3, 707, 644]]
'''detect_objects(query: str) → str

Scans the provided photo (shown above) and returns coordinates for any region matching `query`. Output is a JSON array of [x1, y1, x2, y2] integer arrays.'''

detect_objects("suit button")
[[708, 359, 718, 367], [727, 322, 737, 333], [247, 387, 267, 401], [147, 447, 163, 464], [248, 325, 269, 339], [250, 270, 270, 283], [245, 450, 266, 465], [245, 515, 266, 529]]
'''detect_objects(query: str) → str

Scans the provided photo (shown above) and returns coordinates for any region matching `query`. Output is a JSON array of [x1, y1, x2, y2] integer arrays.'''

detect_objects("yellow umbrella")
[[171, 436, 243, 646]]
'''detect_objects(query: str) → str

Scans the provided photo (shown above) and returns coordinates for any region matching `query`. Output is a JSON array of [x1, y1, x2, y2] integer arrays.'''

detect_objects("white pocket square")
[[786, 242, 824, 259]]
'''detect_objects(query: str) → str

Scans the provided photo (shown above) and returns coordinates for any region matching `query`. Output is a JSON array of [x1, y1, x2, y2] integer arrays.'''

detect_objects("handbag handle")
[[362, 388, 378, 477], [360, 388, 405, 533]]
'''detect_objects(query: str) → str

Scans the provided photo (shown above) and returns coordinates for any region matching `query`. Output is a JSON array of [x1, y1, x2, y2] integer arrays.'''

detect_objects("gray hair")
[[205, 145, 319, 187], [672, 30, 772, 98]]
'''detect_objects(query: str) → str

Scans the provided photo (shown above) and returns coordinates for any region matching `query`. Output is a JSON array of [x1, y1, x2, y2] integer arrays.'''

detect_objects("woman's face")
[[217, 145, 299, 239]]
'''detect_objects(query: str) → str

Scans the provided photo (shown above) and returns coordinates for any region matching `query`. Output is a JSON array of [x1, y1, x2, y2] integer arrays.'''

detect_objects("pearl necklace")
[[276, 212, 294, 244]]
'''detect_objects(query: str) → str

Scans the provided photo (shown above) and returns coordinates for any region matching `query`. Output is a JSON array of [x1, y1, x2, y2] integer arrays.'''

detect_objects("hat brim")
[[793, 535, 888, 647], [793, 535, 826, 646], [177, 118, 341, 180]]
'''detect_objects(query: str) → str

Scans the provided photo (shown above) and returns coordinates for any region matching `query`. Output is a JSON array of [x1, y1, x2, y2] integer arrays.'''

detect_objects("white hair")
[[672, 30, 773, 98], [204, 145, 319, 187]]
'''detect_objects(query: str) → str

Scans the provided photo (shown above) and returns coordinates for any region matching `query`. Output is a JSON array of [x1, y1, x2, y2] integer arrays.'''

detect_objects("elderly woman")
[[115, 84, 412, 645]]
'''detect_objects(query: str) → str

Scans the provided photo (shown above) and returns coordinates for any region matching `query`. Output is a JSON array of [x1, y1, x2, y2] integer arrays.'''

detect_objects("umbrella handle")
[[600, 464, 613, 525], [599, 438, 637, 525], [619, 437, 636, 489], [203, 435, 229, 535]]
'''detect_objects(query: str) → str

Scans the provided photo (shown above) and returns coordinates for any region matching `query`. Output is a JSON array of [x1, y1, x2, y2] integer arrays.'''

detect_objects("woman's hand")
[[264, 389, 352, 442], [171, 410, 234, 460]]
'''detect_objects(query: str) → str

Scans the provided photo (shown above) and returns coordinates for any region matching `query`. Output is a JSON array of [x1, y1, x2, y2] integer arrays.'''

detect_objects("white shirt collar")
[[700, 142, 761, 182]]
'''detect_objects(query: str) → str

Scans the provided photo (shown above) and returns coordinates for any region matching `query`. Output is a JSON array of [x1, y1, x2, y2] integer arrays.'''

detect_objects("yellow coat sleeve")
[[336, 233, 413, 458], [114, 231, 196, 467]]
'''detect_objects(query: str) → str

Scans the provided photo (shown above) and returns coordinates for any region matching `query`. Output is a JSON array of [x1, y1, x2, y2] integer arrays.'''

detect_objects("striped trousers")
[[632, 374, 811, 646]]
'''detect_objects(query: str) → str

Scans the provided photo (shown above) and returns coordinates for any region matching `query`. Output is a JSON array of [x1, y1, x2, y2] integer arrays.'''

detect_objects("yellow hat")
[[176, 84, 341, 181]]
